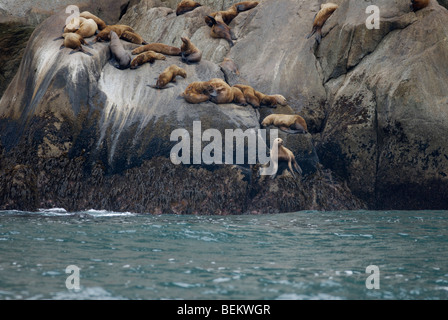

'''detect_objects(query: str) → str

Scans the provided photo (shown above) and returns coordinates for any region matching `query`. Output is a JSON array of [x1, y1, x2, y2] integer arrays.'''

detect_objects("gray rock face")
[[1, 0, 447, 212]]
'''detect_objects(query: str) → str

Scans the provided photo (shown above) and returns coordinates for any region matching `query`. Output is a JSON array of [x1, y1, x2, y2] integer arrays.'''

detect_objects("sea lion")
[[205, 1, 259, 26], [234, 1, 259, 13], [181, 79, 246, 105], [233, 84, 260, 107], [130, 50, 166, 69], [94, 25, 135, 42], [109, 31, 132, 69], [132, 43, 182, 56], [206, 13, 236, 47], [57, 33, 92, 56], [63, 16, 87, 33], [270, 138, 302, 179], [220, 58, 240, 75], [410, 0, 430, 11], [176, 0, 202, 16], [306, 3, 339, 44], [74, 18, 98, 38], [180, 36, 202, 64], [254, 91, 287, 107], [80, 11, 107, 30], [120, 30, 148, 45], [261, 114, 308, 134], [149, 64, 187, 89], [181, 81, 213, 103]]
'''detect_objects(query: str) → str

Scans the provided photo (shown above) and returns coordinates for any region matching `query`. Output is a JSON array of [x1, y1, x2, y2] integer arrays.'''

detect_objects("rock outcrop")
[[1, 0, 447, 213]]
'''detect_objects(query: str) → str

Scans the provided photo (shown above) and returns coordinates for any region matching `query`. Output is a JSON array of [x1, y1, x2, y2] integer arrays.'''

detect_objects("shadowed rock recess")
[[0, 0, 447, 213]]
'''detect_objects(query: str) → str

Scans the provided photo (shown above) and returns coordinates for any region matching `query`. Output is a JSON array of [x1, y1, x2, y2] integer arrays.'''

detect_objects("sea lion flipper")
[[206, 15, 217, 26], [59, 44, 65, 50], [54, 36, 64, 41]]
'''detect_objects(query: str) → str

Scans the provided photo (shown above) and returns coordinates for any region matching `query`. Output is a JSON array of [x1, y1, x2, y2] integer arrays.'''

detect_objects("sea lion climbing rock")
[[206, 12, 236, 47], [57, 33, 92, 56], [109, 31, 132, 69], [269, 138, 303, 179], [306, 2, 339, 44]]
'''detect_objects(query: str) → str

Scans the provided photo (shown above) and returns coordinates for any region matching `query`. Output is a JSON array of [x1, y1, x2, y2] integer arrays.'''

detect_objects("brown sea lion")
[[74, 18, 98, 38], [63, 16, 87, 33], [57, 33, 92, 56], [120, 30, 148, 45], [130, 50, 166, 69], [94, 25, 135, 42], [254, 91, 287, 107], [220, 58, 240, 75], [206, 12, 236, 47], [180, 36, 202, 64], [233, 84, 260, 107], [149, 64, 187, 89], [261, 114, 308, 134], [109, 31, 132, 69], [410, 0, 430, 11], [181, 79, 246, 105], [80, 11, 107, 30], [306, 3, 338, 44], [132, 43, 182, 56], [176, 0, 202, 16], [270, 138, 302, 178], [234, 1, 259, 12]]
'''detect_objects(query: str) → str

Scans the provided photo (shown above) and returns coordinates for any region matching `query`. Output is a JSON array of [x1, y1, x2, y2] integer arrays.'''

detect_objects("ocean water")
[[0, 209, 447, 300]]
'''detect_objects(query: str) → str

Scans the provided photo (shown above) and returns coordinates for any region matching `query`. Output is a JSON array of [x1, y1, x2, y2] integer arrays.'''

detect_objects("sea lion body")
[[59, 33, 91, 56], [95, 25, 135, 42], [181, 79, 246, 105], [234, 1, 259, 12], [270, 138, 302, 178], [180, 37, 202, 63], [63, 17, 87, 33], [132, 43, 181, 56], [233, 84, 260, 107], [80, 11, 107, 30], [151, 65, 187, 88], [121, 30, 148, 45], [130, 50, 166, 69], [176, 0, 202, 16], [306, 3, 338, 44], [410, 0, 430, 11], [75, 18, 98, 38], [109, 31, 132, 69], [207, 13, 235, 47], [205, 1, 259, 25], [261, 114, 308, 134]]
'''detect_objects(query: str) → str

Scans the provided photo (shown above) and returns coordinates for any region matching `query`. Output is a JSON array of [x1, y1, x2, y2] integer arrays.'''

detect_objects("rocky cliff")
[[0, 0, 447, 213]]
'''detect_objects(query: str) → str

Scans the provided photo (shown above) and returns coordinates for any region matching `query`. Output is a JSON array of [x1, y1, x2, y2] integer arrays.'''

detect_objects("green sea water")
[[0, 209, 447, 300]]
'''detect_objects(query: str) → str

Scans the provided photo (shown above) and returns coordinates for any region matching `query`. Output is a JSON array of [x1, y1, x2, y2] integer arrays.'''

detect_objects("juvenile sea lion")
[[254, 91, 287, 107], [261, 114, 308, 134], [270, 138, 302, 179], [121, 30, 148, 45], [149, 64, 187, 89], [176, 0, 202, 16], [57, 33, 92, 56], [94, 25, 135, 42], [80, 11, 107, 30], [180, 36, 202, 64], [109, 31, 132, 69], [130, 50, 166, 69], [74, 18, 98, 38], [132, 43, 182, 56], [206, 13, 236, 47], [63, 16, 87, 33], [410, 0, 430, 11], [306, 3, 339, 44]]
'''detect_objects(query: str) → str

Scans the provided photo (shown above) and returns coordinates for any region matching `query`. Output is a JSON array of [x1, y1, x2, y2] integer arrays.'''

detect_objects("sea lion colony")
[[54, 1, 428, 178]]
